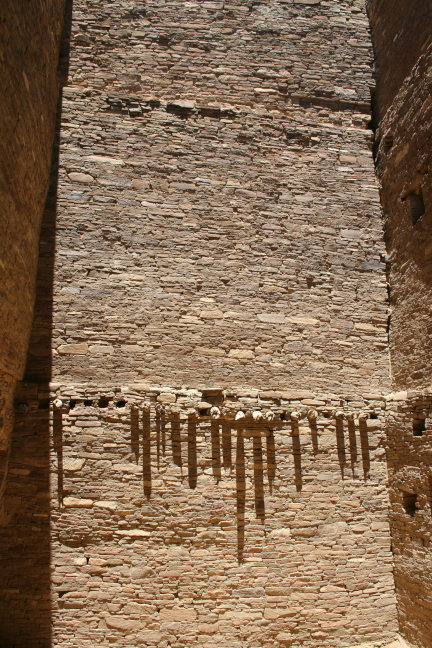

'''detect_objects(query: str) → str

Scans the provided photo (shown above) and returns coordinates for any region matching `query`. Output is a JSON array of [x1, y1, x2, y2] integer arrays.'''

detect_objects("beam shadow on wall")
[[222, 420, 232, 475], [0, 2, 73, 645], [130, 407, 140, 462], [127, 409, 277, 562], [155, 407, 167, 466], [59, 401, 376, 569], [236, 427, 246, 563], [266, 428, 276, 493], [252, 432, 265, 522], [58, 404, 373, 566], [211, 420, 222, 483], [187, 413, 197, 489], [53, 408, 64, 506], [336, 417, 347, 478], [171, 411, 183, 470], [290, 418, 303, 492], [359, 417, 371, 480], [347, 416, 358, 477], [143, 408, 151, 499], [335, 416, 370, 480], [309, 417, 319, 455]]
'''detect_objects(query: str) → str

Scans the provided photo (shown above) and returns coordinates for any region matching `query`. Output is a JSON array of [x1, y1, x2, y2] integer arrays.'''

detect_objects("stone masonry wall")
[[386, 392, 432, 648], [42, 0, 390, 395], [372, 45, 432, 392], [0, 1, 403, 646], [0, 0, 65, 505], [0, 384, 398, 647], [367, 0, 432, 120], [368, 2, 432, 646]]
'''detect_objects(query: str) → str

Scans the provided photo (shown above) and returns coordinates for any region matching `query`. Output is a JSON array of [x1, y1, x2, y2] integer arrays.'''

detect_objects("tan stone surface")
[[0, 0, 65, 514], [46, 0, 389, 395], [385, 396, 432, 648], [0, 386, 398, 647], [4, 1, 432, 647], [369, 3, 432, 645]]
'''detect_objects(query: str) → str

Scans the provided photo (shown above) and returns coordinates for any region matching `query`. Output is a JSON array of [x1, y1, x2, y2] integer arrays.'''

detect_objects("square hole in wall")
[[401, 491, 417, 516], [201, 388, 224, 406], [413, 417, 426, 437], [382, 133, 393, 154], [409, 190, 425, 225], [428, 476, 432, 516]]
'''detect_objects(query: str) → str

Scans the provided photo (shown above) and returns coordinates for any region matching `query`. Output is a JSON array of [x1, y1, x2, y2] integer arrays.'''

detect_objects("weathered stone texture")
[[1, 0, 410, 646], [48, 0, 389, 394], [0, 0, 65, 498], [0, 385, 398, 647], [369, 2, 432, 646], [367, 0, 432, 119], [386, 395, 432, 648], [373, 47, 432, 391], [68, 0, 374, 111]]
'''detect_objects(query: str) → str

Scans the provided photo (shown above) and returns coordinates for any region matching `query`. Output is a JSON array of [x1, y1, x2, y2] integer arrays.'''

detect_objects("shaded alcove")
[[0, 1, 72, 644]]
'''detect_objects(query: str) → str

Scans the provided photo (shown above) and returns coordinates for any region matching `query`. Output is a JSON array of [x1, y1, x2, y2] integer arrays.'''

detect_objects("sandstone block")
[[116, 529, 150, 538], [200, 309, 224, 319], [286, 316, 319, 326], [63, 458, 85, 472], [276, 632, 294, 645], [257, 313, 286, 324], [94, 500, 118, 511], [130, 566, 154, 579], [228, 349, 254, 359], [63, 497, 93, 508], [159, 607, 197, 622], [105, 616, 142, 633], [68, 171, 94, 183], [158, 393, 176, 404], [57, 343, 89, 355]]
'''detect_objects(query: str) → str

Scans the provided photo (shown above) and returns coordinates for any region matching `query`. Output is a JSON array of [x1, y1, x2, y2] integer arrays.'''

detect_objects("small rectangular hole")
[[413, 417, 426, 437], [402, 491, 417, 516], [429, 477, 432, 517], [410, 190, 425, 225], [383, 134, 393, 154]]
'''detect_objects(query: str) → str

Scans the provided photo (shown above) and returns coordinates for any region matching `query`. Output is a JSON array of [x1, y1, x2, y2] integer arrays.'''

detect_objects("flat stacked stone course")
[[0, 0, 409, 646], [0, 383, 398, 647], [372, 50, 432, 392], [45, 0, 390, 394], [68, 0, 374, 111], [385, 391, 432, 647], [50, 94, 388, 391], [0, 0, 65, 510], [368, 2, 432, 645]]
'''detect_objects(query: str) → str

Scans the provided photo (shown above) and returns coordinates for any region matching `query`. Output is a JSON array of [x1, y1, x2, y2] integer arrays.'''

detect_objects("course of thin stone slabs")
[[0, 0, 405, 646], [0, 383, 398, 647]]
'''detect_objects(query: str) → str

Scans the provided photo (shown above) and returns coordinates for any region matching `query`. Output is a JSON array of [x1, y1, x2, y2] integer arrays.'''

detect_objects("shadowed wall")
[[0, 0, 65, 510], [368, 1, 432, 645]]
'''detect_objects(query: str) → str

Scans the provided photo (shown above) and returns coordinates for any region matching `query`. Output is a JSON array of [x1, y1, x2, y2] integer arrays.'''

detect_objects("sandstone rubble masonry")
[[41, 0, 390, 394], [386, 393, 432, 648], [368, 1, 432, 645], [0, 0, 402, 647], [0, 384, 399, 648], [370, 10, 432, 392], [0, 2, 65, 509]]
